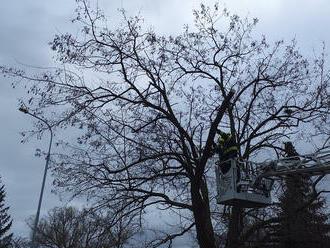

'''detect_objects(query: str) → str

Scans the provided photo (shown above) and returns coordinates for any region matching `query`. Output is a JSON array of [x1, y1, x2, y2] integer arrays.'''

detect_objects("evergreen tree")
[[274, 143, 330, 248], [240, 143, 330, 248], [0, 177, 13, 248]]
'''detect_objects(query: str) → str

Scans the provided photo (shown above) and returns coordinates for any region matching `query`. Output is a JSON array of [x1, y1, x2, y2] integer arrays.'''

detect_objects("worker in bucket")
[[214, 130, 241, 192], [214, 130, 238, 172]]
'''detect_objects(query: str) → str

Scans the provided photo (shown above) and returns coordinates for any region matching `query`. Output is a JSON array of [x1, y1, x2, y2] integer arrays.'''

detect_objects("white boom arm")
[[253, 150, 330, 180]]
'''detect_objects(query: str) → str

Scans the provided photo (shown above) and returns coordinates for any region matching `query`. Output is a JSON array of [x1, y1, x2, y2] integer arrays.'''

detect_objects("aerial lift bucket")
[[215, 159, 272, 208]]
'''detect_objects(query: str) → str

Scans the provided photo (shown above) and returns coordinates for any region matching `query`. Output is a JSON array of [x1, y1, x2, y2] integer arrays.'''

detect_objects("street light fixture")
[[19, 107, 53, 248]]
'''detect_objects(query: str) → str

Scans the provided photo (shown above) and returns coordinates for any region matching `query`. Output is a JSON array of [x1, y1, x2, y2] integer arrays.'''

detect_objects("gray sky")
[[1, 0, 330, 244]]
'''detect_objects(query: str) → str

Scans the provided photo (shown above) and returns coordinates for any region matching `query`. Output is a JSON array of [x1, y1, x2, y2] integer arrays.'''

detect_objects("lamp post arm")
[[25, 112, 53, 135]]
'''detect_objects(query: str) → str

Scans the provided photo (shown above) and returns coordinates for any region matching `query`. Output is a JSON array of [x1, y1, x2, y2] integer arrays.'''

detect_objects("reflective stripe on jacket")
[[223, 145, 238, 155]]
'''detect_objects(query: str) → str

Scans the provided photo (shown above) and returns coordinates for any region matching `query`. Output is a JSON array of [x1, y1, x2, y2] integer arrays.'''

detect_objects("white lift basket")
[[215, 159, 273, 208]]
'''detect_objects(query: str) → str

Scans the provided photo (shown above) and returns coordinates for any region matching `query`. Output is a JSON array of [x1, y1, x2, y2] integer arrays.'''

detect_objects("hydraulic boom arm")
[[255, 150, 330, 180]]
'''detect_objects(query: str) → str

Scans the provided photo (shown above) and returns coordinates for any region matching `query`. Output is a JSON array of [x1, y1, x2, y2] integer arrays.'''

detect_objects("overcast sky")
[[1, 0, 330, 243]]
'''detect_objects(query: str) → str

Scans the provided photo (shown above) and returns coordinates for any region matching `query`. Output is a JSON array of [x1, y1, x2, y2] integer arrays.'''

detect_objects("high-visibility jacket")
[[217, 132, 238, 161]]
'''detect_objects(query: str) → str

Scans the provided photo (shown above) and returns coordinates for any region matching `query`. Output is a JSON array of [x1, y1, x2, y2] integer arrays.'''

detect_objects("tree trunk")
[[227, 206, 242, 248], [191, 179, 216, 248]]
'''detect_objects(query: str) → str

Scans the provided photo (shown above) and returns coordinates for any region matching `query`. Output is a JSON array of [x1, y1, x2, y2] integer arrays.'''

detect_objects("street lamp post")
[[19, 107, 53, 248]]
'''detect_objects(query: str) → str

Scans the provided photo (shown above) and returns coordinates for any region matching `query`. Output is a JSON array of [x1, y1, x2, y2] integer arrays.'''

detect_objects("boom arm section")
[[256, 150, 330, 180]]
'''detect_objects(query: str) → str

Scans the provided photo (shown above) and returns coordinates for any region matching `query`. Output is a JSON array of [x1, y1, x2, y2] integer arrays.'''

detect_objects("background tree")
[[237, 143, 330, 248], [29, 206, 137, 248], [270, 143, 330, 248], [1, 1, 329, 247], [0, 176, 13, 248], [274, 177, 330, 248], [9, 236, 30, 248]]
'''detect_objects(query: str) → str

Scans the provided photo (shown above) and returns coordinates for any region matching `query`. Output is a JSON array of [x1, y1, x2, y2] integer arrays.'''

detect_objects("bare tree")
[[9, 237, 30, 248], [29, 206, 137, 248], [1, 1, 329, 247]]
